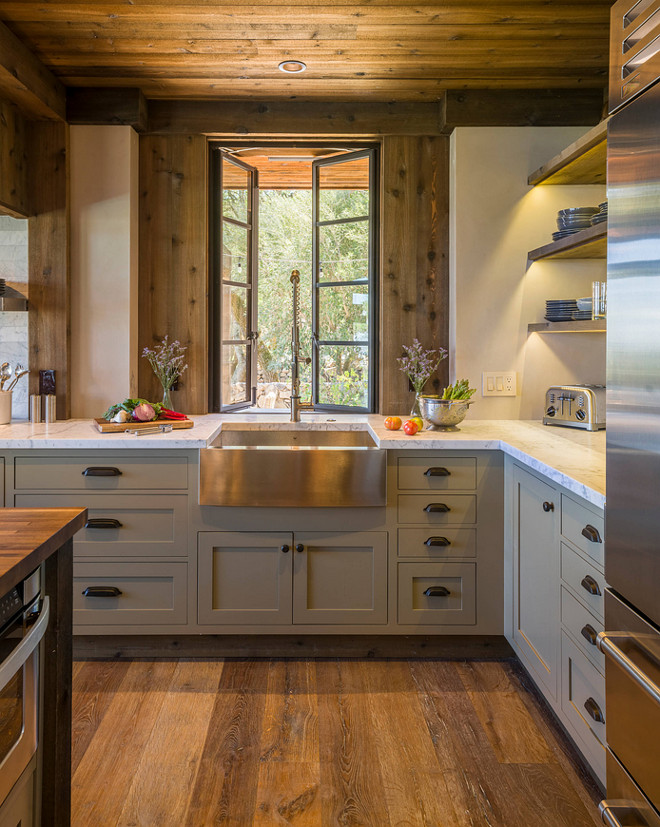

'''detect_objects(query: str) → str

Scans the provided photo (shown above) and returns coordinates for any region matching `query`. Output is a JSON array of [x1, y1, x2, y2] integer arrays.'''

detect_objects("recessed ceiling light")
[[278, 60, 307, 74]]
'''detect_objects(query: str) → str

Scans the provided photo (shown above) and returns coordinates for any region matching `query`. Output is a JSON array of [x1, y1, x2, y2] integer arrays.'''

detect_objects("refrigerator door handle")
[[597, 631, 660, 707], [600, 801, 659, 827]]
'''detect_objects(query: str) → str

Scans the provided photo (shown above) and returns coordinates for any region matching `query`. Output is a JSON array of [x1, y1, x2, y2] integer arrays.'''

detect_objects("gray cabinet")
[[507, 458, 607, 785], [198, 530, 388, 627], [511, 464, 560, 698]]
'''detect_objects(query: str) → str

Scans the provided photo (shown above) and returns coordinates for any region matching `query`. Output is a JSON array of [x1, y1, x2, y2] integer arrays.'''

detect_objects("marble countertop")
[[0, 414, 605, 507]]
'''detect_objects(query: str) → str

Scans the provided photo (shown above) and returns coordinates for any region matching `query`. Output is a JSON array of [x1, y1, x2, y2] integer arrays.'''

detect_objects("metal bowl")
[[419, 396, 472, 431]]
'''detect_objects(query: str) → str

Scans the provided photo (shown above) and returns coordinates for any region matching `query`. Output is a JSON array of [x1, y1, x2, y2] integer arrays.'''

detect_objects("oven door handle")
[[600, 801, 658, 827], [597, 631, 660, 708], [0, 596, 50, 692]]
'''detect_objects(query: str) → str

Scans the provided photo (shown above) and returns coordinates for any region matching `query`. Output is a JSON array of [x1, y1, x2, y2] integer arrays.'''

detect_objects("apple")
[[403, 419, 419, 435], [383, 416, 402, 430]]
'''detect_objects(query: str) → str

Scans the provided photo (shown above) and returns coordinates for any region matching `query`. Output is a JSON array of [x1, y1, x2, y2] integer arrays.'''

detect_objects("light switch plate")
[[482, 372, 517, 396]]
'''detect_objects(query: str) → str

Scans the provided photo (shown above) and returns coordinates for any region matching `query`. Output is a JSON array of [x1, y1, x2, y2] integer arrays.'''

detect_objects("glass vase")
[[162, 386, 174, 410], [411, 392, 423, 419]]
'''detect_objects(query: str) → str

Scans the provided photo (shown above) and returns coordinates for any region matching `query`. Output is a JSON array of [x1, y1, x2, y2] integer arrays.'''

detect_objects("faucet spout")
[[289, 270, 313, 422]]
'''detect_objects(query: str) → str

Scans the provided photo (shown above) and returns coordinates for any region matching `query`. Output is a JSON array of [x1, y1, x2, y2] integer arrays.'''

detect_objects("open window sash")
[[211, 150, 259, 412], [311, 148, 377, 412]]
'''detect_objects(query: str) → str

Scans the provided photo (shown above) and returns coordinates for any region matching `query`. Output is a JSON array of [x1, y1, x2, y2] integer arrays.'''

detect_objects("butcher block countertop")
[[0, 507, 87, 596]]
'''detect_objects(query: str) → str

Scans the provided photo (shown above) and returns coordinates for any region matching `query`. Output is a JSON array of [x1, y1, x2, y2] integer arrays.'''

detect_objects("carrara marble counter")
[[0, 415, 605, 507]]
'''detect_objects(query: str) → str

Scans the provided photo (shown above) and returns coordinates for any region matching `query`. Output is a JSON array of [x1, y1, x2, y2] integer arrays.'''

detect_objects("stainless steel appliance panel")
[[599, 590, 660, 812], [606, 79, 660, 629], [600, 749, 660, 827]]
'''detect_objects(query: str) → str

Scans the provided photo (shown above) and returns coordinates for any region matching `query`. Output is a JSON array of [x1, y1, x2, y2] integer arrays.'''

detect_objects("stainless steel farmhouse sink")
[[200, 426, 385, 507]]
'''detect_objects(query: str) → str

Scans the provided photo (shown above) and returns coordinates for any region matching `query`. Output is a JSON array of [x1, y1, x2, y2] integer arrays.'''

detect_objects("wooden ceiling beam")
[[0, 19, 66, 120], [147, 99, 444, 136], [439, 89, 606, 133], [66, 87, 148, 132]]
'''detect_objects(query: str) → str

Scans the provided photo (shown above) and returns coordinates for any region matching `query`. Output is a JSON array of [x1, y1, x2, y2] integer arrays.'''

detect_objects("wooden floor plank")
[[116, 660, 223, 827], [71, 659, 178, 826], [455, 661, 555, 764], [315, 659, 392, 827], [71, 657, 602, 827], [182, 659, 270, 827], [70, 659, 131, 774]]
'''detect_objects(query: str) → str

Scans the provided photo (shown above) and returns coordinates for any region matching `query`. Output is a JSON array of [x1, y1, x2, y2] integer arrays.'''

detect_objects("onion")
[[132, 402, 155, 422]]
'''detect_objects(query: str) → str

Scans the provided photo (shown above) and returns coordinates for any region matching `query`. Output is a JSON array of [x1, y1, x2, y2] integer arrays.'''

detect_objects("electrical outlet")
[[482, 372, 517, 397]]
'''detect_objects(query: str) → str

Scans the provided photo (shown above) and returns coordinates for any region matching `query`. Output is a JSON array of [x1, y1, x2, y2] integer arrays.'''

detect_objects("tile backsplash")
[[0, 216, 29, 419]]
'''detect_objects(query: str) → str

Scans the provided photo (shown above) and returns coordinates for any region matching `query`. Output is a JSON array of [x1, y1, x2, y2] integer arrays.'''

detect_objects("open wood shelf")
[[527, 120, 608, 186], [528, 319, 606, 334], [528, 222, 607, 261]]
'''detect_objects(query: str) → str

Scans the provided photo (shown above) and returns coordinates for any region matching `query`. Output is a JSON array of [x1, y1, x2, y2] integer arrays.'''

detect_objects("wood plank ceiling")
[[0, 0, 613, 103]]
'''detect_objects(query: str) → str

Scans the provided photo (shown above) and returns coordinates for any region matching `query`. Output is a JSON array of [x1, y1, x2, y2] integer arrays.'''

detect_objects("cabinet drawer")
[[14, 493, 188, 558], [397, 456, 476, 491], [560, 494, 604, 568], [398, 562, 476, 625], [397, 494, 476, 525], [397, 527, 476, 559], [561, 632, 606, 780], [14, 455, 188, 491], [560, 542, 605, 620], [561, 586, 605, 672], [73, 562, 187, 626]]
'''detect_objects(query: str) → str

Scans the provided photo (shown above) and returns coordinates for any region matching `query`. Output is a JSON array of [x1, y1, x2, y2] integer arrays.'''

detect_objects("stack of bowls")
[[552, 206, 599, 241]]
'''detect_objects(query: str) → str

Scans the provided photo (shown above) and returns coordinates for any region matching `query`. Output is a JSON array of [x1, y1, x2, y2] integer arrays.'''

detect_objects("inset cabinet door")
[[512, 465, 560, 698], [292, 531, 388, 625], [198, 531, 293, 624]]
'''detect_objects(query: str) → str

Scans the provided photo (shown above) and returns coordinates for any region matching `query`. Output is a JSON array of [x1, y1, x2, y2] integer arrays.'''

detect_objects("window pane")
[[222, 221, 248, 283], [222, 158, 249, 224], [318, 158, 370, 222], [222, 284, 248, 340], [318, 345, 368, 408], [319, 283, 368, 342], [318, 219, 368, 282], [222, 344, 248, 405]]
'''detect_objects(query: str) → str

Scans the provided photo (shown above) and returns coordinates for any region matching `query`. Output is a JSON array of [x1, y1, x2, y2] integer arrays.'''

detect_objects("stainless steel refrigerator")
[[600, 62, 660, 827]]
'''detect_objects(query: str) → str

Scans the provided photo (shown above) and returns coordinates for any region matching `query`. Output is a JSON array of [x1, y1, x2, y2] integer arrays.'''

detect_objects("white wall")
[[0, 216, 29, 419], [70, 125, 139, 418], [450, 127, 606, 421]]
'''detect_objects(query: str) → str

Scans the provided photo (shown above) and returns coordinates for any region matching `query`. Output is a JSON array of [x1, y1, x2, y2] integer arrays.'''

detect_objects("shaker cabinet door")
[[512, 465, 560, 699], [198, 531, 293, 625]]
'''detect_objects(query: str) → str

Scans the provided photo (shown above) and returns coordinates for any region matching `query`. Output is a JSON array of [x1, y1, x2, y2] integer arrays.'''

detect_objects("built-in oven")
[[598, 591, 660, 826], [0, 568, 49, 810]]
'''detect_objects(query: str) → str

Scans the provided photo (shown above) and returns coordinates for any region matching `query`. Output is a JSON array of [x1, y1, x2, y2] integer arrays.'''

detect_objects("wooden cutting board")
[[94, 418, 194, 433]]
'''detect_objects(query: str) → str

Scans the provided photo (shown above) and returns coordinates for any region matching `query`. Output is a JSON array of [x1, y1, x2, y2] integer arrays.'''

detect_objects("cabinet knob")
[[295, 544, 305, 553], [581, 524, 602, 543], [424, 503, 451, 513], [280, 544, 290, 553], [583, 697, 605, 724], [542, 501, 554, 512], [424, 467, 451, 477], [581, 575, 602, 596]]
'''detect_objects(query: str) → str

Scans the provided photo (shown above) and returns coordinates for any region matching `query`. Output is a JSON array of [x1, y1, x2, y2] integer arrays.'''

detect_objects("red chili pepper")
[[159, 408, 187, 420]]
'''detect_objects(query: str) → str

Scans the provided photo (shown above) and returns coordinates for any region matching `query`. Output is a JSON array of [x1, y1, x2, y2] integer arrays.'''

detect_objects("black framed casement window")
[[209, 142, 378, 413]]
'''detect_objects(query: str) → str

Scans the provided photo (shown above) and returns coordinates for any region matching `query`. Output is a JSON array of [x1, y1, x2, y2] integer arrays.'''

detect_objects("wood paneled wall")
[[27, 121, 71, 418], [0, 98, 29, 217], [380, 136, 450, 413], [138, 134, 208, 413], [138, 131, 449, 414]]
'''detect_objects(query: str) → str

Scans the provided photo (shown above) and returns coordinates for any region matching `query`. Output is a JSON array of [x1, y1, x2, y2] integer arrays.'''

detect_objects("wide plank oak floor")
[[71, 658, 602, 827]]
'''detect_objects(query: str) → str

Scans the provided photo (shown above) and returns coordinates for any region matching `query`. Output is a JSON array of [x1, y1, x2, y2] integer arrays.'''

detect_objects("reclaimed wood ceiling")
[[0, 0, 613, 102]]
